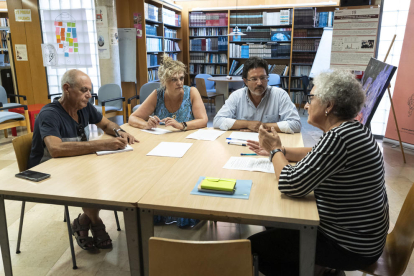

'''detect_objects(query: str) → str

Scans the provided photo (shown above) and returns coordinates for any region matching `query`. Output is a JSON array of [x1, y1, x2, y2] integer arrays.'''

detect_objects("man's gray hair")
[[313, 70, 365, 120], [60, 69, 83, 94]]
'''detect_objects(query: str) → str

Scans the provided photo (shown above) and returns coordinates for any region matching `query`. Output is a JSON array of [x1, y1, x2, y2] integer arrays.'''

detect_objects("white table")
[[208, 76, 244, 112]]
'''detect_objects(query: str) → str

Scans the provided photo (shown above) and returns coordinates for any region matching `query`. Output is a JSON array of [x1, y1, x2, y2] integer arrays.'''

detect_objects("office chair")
[[0, 104, 31, 138], [268, 74, 281, 87], [127, 82, 161, 118], [149, 237, 258, 276], [93, 84, 126, 123], [195, 78, 224, 114], [195, 74, 216, 93]]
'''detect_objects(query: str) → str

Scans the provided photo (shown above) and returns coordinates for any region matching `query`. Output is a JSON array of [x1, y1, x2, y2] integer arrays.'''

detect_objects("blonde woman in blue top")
[[129, 55, 208, 131]]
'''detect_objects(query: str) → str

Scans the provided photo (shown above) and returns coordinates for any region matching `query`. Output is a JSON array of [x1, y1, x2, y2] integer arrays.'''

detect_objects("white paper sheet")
[[223, 157, 275, 174], [186, 129, 225, 141], [96, 144, 133, 156], [141, 128, 172, 135], [227, 132, 259, 141], [147, 142, 193, 158]]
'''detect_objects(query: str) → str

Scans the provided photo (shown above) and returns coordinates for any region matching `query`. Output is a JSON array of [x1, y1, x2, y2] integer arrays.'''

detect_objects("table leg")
[[139, 209, 154, 276], [123, 207, 142, 276], [214, 82, 229, 112], [11, 128, 17, 137], [299, 225, 317, 276], [0, 195, 13, 276]]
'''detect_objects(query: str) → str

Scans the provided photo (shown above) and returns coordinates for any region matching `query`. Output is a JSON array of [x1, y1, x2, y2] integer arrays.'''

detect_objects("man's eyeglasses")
[[246, 76, 269, 83], [77, 125, 87, 141], [306, 94, 315, 104], [170, 76, 185, 84]]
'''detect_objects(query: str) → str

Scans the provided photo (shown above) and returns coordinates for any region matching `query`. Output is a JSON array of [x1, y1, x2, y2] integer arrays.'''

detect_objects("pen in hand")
[[113, 128, 120, 137], [241, 153, 257, 156]]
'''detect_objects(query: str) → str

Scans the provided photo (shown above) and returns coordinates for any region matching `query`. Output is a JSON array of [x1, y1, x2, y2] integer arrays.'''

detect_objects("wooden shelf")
[[189, 36, 227, 38], [146, 35, 163, 38], [0, 27, 9, 31], [164, 23, 181, 28], [148, 65, 159, 69], [291, 63, 312, 66], [294, 27, 324, 29], [189, 63, 227, 65], [230, 24, 292, 28], [292, 50, 317, 53], [165, 51, 181, 53], [230, 40, 291, 43], [164, 37, 181, 40], [0, 48, 8, 51], [190, 50, 227, 53], [145, 19, 162, 24], [293, 37, 322, 39], [189, 25, 228, 28], [147, 51, 163, 53], [230, 57, 290, 60]]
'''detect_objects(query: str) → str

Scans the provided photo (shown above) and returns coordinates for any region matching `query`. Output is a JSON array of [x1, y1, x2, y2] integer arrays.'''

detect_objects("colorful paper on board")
[[74, 48, 78, 52], [55, 27, 59, 35], [69, 48, 73, 52], [66, 38, 69, 42], [74, 43, 78, 47], [69, 42, 73, 46], [73, 38, 78, 42], [57, 39, 61, 43], [58, 22, 62, 26], [61, 28, 65, 33], [54, 21, 58, 26], [65, 52, 69, 57], [67, 22, 71, 27], [67, 33, 70, 38], [68, 28, 71, 32], [59, 44, 63, 48]]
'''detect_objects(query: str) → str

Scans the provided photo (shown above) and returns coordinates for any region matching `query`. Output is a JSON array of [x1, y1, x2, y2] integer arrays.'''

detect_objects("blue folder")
[[190, 176, 253, 200]]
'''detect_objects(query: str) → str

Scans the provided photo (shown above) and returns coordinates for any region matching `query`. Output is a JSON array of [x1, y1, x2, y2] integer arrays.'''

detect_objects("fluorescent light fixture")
[[192, 1, 337, 11], [228, 26, 246, 36]]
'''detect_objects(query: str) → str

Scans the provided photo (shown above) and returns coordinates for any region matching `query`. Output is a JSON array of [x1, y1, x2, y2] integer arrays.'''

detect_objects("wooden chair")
[[127, 82, 161, 119], [149, 237, 258, 276], [0, 104, 31, 138], [360, 182, 414, 276], [195, 77, 224, 114], [12, 132, 121, 270]]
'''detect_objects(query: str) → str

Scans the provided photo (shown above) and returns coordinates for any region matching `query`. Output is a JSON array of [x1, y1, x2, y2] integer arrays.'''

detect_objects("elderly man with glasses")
[[213, 57, 301, 133], [28, 69, 137, 251]]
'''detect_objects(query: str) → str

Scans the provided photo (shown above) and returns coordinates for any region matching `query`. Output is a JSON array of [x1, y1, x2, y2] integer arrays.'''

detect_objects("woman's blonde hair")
[[158, 55, 186, 87]]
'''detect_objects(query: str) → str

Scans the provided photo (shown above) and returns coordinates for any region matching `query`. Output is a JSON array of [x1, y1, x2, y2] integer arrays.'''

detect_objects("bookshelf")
[[144, 0, 182, 83], [0, 14, 9, 68], [187, 11, 229, 85]]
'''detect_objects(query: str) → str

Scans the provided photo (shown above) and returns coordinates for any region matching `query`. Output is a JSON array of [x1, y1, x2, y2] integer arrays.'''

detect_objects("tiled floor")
[[0, 109, 413, 276]]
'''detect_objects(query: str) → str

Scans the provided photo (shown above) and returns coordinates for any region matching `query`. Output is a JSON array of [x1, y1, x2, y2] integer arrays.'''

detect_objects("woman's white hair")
[[313, 70, 365, 120], [60, 69, 87, 99]]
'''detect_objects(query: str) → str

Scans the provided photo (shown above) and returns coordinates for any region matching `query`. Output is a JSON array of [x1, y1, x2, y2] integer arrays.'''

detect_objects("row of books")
[[189, 64, 227, 75], [290, 92, 304, 104], [163, 8, 181, 26], [294, 8, 315, 28], [146, 25, 158, 36], [230, 10, 291, 26], [317, 12, 334, 28], [189, 27, 228, 36], [292, 65, 312, 77], [230, 43, 290, 59], [148, 69, 159, 82], [164, 28, 177, 38], [165, 53, 177, 60], [269, 64, 289, 76], [292, 53, 315, 64], [189, 12, 228, 27], [190, 38, 227, 51], [293, 39, 320, 51], [190, 53, 227, 63], [230, 28, 291, 42], [144, 3, 160, 22], [147, 54, 158, 67], [146, 37, 162, 52], [229, 62, 244, 76], [290, 78, 312, 89], [0, 18, 9, 27], [1, 40, 6, 49], [164, 39, 180, 52], [293, 28, 323, 37]]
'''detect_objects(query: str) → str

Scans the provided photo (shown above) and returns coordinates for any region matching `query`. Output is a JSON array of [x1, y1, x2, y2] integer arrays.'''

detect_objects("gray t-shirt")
[[28, 99, 102, 169]]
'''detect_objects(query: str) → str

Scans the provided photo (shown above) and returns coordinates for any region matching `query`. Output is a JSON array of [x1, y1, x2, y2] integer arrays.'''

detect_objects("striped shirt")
[[279, 121, 389, 257]]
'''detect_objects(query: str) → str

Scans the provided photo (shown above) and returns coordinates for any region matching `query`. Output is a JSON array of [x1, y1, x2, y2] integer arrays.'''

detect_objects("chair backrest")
[[12, 132, 34, 172], [387, 182, 414, 275], [195, 78, 208, 97], [98, 83, 122, 109], [301, 75, 310, 95], [268, 74, 281, 86], [139, 82, 160, 104], [149, 237, 253, 276], [0, 85, 7, 104], [195, 74, 214, 90]]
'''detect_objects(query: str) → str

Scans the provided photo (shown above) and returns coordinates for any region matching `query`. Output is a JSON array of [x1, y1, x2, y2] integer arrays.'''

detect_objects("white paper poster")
[[95, 6, 108, 29], [15, 9, 32, 22], [330, 7, 380, 71], [109, 27, 118, 45], [40, 9, 92, 68], [97, 28, 110, 59], [41, 44, 57, 66], [15, 44, 28, 61]]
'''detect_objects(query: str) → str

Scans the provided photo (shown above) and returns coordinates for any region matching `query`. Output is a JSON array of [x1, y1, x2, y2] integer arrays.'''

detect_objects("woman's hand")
[[247, 140, 269, 156], [161, 117, 183, 130], [145, 115, 160, 129], [259, 125, 282, 152]]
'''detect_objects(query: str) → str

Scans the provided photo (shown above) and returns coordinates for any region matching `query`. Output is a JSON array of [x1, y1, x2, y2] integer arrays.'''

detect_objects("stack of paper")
[[96, 145, 133, 156], [227, 132, 259, 141], [223, 157, 274, 174], [186, 129, 225, 141], [141, 128, 172, 135], [147, 142, 192, 158]]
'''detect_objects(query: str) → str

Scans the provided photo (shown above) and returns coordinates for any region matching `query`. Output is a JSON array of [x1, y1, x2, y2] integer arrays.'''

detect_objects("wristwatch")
[[182, 122, 188, 131], [269, 148, 283, 162]]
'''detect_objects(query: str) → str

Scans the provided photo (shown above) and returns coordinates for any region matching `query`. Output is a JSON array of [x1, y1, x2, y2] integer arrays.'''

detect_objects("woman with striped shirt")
[[247, 70, 389, 275]]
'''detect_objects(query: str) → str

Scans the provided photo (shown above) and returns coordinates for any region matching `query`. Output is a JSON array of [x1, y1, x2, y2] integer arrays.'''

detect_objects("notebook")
[[96, 144, 133, 156]]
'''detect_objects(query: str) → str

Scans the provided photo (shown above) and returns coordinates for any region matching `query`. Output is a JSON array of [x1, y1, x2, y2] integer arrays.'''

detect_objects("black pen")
[[113, 128, 120, 137]]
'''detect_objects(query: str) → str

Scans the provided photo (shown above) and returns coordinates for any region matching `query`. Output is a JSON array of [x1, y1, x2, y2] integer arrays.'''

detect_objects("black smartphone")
[[15, 170, 51, 182]]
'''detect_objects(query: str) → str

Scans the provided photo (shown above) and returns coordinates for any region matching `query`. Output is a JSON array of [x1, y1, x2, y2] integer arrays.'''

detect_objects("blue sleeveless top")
[[154, 85, 194, 123]]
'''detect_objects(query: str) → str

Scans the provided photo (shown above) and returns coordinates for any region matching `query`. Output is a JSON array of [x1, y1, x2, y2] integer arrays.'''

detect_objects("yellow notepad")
[[200, 177, 237, 192]]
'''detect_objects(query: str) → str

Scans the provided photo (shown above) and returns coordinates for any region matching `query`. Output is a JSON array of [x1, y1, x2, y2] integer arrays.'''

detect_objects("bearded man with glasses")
[[213, 57, 301, 133]]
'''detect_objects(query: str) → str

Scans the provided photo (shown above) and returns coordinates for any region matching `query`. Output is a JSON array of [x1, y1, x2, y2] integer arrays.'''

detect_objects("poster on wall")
[[15, 44, 28, 61], [41, 44, 57, 66], [109, 27, 118, 45], [40, 9, 92, 68], [97, 28, 110, 59], [355, 58, 397, 126], [95, 6, 108, 29], [133, 13, 143, 38], [330, 7, 380, 71], [15, 9, 32, 22]]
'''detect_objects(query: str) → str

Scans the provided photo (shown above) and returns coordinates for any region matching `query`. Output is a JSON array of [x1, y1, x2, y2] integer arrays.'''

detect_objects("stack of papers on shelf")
[[223, 157, 274, 174], [228, 132, 259, 141], [96, 145, 133, 156], [186, 129, 225, 141], [141, 128, 172, 135], [147, 142, 193, 158]]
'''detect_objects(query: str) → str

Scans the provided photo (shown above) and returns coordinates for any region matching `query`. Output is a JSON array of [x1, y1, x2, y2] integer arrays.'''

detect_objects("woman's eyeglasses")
[[306, 94, 315, 104], [77, 125, 87, 141]]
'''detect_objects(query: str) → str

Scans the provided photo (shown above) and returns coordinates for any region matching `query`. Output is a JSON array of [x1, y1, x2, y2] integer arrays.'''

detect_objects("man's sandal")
[[71, 214, 95, 250], [90, 222, 112, 249]]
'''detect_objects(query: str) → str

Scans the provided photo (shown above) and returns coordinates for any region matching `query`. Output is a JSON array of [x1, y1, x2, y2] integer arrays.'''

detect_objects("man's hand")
[[161, 117, 183, 130], [102, 136, 128, 150], [259, 125, 282, 152], [146, 115, 160, 129], [119, 131, 139, 144], [246, 140, 269, 156], [240, 121, 261, 132]]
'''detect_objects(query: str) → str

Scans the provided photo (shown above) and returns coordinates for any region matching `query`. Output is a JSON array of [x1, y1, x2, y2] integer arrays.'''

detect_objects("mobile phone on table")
[[15, 170, 51, 182]]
